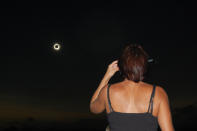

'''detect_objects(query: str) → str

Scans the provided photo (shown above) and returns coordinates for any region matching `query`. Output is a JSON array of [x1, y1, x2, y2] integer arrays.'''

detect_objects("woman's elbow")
[[90, 103, 103, 114]]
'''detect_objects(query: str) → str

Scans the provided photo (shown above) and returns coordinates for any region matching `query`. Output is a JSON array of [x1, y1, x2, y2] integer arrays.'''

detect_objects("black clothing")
[[107, 84, 158, 131]]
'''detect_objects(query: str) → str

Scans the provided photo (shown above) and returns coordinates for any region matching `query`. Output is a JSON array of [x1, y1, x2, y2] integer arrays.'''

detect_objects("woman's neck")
[[123, 78, 143, 86]]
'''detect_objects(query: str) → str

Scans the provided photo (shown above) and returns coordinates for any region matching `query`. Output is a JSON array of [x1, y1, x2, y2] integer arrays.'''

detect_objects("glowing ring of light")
[[53, 43, 61, 51]]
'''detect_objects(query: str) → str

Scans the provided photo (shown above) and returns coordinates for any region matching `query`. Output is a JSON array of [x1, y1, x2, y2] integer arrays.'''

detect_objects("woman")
[[90, 44, 174, 131]]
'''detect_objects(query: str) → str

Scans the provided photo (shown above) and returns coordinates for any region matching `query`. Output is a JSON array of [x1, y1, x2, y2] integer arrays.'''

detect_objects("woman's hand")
[[105, 60, 119, 79]]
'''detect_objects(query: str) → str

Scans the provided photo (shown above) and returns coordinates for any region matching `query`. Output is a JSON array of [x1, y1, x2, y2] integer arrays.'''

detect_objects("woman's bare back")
[[105, 81, 160, 117]]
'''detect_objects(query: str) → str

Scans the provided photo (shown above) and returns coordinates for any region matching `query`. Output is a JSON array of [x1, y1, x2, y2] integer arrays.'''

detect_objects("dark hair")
[[118, 44, 149, 83]]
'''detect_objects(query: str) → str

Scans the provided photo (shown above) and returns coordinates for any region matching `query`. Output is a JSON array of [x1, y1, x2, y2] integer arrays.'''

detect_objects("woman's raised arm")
[[90, 60, 119, 114]]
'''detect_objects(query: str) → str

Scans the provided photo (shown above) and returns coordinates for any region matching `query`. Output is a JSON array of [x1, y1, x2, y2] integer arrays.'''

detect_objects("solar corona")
[[53, 43, 61, 51]]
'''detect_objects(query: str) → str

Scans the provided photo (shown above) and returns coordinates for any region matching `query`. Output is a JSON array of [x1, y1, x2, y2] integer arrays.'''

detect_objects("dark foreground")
[[0, 103, 197, 131]]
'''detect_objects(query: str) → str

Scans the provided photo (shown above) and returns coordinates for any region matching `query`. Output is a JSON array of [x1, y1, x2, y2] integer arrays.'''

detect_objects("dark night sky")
[[0, 1, 197, 123]]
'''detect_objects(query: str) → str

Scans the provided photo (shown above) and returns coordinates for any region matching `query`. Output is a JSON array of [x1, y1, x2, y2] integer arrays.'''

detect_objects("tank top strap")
[[107, 83, 114, 112], [147, 84, 156, 114]]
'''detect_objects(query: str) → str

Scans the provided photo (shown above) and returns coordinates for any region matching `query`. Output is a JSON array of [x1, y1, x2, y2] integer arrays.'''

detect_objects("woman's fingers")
[[110, 60, 119, 71], [109, 60, 118, 67], [105, 60, 120, 78], [112, 60, 118, 64]]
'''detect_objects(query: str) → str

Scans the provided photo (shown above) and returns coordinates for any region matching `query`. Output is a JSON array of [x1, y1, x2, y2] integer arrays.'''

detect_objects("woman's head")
[[118, 44, 149, 83]]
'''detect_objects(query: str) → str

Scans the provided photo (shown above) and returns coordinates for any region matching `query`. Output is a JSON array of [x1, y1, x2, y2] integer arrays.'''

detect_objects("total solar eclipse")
[[53, 43, 61, 51]]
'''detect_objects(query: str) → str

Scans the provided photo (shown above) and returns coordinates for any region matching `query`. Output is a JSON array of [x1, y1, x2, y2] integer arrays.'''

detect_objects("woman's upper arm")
[[157, 87, 175, 131], [90, 85, 107, 114]]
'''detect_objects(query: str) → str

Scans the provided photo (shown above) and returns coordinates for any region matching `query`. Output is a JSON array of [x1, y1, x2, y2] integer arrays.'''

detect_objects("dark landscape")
[[0, 102, 197, 131]]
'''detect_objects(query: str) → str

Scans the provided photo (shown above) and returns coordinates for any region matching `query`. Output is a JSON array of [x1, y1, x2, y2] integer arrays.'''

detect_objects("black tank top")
[[107, 84, 158, 131]]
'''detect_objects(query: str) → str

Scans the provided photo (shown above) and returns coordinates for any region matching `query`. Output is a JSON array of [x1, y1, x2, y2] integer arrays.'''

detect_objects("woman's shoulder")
[[155, 85, 169, 103], [144, 83, 169, 106], [141, 82, 167, 95]]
